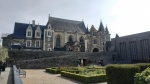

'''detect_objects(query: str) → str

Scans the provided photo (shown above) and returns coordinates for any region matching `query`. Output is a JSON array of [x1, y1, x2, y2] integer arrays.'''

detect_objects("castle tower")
[[105, 25, 111, 41], [43, 14, 53, 51]]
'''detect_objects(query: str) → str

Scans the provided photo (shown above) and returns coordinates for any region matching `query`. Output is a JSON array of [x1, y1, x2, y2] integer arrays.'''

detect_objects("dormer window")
[[35, 27, 41, 38], [36, 32, 40, 37], [27, 31, 32, 36], [35, 31, 41, 38], [26, 25, 32, 37]]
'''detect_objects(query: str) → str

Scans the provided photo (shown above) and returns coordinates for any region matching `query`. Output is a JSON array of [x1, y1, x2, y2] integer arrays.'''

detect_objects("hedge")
[[135, 63, 150, 72], [45, 68, 80, 74], [106, 64, 140, 84], [45, 68, 63, 74], [61, 71, 106, 83]]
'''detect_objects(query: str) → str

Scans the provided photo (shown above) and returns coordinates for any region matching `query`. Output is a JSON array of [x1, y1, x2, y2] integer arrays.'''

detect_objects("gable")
[[13, 22, 45, 39]]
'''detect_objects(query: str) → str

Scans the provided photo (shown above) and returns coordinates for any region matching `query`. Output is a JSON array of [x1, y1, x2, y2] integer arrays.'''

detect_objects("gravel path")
[[22, 69, 107, 84]]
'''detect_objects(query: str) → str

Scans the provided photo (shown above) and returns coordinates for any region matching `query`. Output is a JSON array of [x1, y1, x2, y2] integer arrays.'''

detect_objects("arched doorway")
[[93, 48, 99, 52]]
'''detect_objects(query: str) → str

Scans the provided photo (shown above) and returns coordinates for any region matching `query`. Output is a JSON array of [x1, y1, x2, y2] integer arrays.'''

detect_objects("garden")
[[46, 65, 106, 83], [45, 63, 150, 84]]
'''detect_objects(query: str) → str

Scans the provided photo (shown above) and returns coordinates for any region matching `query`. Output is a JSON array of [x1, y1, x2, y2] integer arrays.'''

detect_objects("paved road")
[[22, 69, 107, 84], [0, 67, 13, 84]]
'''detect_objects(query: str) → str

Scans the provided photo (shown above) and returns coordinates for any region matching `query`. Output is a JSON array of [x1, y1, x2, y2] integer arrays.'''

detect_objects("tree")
[[0, 46, 9, 62]]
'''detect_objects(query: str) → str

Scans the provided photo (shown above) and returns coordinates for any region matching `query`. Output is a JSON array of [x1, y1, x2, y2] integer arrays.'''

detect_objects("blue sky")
[[1, 0, 150, 43]]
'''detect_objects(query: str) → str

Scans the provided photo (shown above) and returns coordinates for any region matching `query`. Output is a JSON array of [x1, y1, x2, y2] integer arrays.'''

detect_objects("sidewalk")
[[0, 67, 13, 84]]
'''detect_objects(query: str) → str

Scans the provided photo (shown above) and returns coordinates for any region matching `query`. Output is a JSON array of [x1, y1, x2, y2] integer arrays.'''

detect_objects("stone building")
[[1, 33, 12, 49], [2, 15, 110, 52], [111, 31, 150, 63]]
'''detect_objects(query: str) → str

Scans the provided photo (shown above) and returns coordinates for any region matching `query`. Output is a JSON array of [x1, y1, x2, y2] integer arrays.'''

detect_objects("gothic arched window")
[[80, 36, 84, 43], [56, 35, 61, 47], [68, 35, 73, 42]]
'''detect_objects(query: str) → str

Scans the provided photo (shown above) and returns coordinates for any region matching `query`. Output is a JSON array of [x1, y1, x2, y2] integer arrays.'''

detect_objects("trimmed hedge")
[[45, 68, 63, 74], [61, 71, 106, 83], [106, 64, 140, 84], [45, 68, 81, 74]]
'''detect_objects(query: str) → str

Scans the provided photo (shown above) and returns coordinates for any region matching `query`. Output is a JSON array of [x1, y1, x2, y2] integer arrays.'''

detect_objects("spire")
[[105, 25, 109, 34], [86, 25, 90, 34], [90, 25, 96, 32], [98, 20, 105, 32], [46, 14, 51, 27], [115, 33, 119, 38]]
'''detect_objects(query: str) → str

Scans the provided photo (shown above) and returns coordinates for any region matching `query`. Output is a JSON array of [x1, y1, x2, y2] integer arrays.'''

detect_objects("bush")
[[134, 67, 150, 84], [106, 64, 140, 84], [61, 71, 106, 83], [136, 63, 150, 72]]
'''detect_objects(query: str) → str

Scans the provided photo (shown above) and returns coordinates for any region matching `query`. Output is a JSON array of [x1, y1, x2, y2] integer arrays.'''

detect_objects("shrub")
[[61, 71, 106, 83], [106, 64, 140, 84], [134, 67, 150, 84], [135, 63, 150, 72]]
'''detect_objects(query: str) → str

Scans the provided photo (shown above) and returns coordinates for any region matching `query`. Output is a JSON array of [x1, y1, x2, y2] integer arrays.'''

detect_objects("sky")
[[1, 0, 150, 44]]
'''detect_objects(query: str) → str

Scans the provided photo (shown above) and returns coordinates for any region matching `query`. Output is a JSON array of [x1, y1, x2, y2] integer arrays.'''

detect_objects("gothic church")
[[8, 15, 111, 52]]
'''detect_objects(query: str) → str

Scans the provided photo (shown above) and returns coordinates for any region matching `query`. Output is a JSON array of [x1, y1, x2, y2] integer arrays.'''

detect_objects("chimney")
[[32, 20, 35, 27]]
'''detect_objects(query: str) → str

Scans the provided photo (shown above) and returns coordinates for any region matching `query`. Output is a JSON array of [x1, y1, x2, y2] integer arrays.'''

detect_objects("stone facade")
[[8, 50, 112, 69], [2, 15, 111, 52], [111, 31, 150, 63]]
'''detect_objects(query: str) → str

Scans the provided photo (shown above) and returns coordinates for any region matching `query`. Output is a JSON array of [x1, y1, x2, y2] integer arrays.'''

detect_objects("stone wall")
[[8, 50, 113, 69]]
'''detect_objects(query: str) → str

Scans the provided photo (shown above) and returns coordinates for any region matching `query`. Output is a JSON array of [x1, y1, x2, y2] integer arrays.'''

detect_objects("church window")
[[68, 35, 73, 42], [80, 37, 84, 43], [56, 35, 61, 47]]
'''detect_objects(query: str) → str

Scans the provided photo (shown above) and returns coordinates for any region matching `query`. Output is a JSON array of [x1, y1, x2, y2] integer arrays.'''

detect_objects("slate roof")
[[13, 17, 87, 39], [98, 22, 105, 32], [105, 26, 109, 34], [90, 25, 97, 32], [47, 17, 87, 33], [13, 22, 45, 39], [86, 26, 90, 34]]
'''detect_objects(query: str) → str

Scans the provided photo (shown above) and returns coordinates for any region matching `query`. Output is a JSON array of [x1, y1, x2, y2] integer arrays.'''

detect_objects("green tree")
[[0, 46, 9, 62]]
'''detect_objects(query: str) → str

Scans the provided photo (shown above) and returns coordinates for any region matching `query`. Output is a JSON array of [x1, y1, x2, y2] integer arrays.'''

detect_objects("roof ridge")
[[15, 22, 45, 26], [50, 17, 82, 23], [117, 31, 150, 38]]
